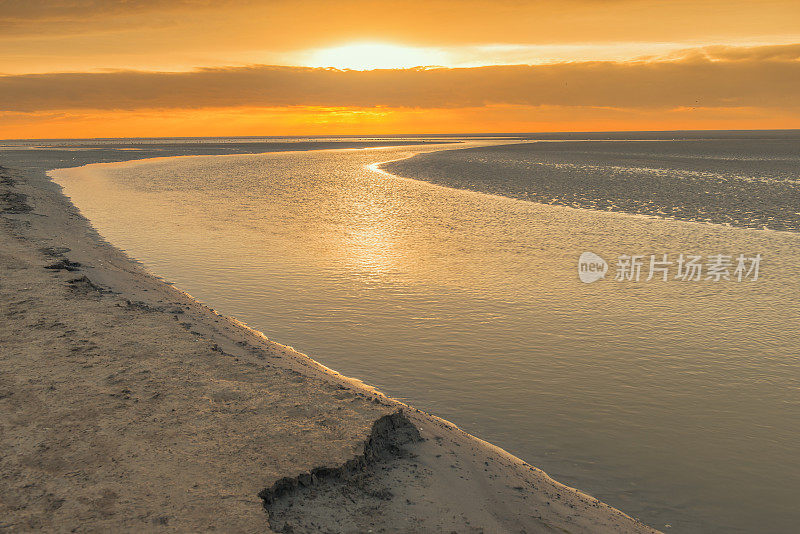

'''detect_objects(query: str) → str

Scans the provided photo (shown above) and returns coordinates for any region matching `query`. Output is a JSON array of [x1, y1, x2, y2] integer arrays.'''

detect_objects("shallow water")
[[51, 139, 800, 533]]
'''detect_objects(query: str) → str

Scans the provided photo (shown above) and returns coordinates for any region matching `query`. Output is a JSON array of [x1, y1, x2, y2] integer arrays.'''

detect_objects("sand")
[[0, 154, 659, 533]]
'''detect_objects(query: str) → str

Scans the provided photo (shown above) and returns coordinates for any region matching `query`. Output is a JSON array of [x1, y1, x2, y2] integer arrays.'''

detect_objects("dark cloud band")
[[1, 49, 799, 112]]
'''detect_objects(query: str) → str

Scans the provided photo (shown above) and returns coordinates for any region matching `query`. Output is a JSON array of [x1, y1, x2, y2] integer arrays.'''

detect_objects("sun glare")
[[305, 42, 447, 70]]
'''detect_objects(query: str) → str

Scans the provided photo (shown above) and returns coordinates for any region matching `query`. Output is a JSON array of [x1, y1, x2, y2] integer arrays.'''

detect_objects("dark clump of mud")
[[0, 170, 33, 215], [1, 191, 33, 214], [39, 246, 72, 257], [45, 258, 82, 271], [260, 410, 422, 533], [67, 275, 108, 295], [0, 170, 30, 212]]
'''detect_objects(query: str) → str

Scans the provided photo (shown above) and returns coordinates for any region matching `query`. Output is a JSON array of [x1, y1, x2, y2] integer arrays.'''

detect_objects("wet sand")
[[0, 151, 658, 532], [382, 138, 800, 232]]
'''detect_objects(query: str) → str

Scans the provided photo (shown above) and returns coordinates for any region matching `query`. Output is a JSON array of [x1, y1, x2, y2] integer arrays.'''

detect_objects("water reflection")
[[51, 142, 800, 534]]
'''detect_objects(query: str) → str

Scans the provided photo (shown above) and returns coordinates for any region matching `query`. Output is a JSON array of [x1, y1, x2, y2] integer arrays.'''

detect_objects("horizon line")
[[4, 127, 800, 142]]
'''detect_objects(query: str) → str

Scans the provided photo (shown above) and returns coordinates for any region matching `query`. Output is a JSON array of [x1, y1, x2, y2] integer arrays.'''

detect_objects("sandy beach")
[[0, 149, 659, 532]]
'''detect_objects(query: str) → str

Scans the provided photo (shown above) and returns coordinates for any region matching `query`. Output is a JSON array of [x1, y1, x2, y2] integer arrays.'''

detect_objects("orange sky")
[[1, 0, 799, 138]]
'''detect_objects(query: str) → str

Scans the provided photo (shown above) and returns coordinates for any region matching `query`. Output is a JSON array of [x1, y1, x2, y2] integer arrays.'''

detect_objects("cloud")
[[0, 0, 221, 21], [0, 0, 237, 38], [1, 48, 799, 113], [3, 1, 799, 47], [666, 43, 800, 62]]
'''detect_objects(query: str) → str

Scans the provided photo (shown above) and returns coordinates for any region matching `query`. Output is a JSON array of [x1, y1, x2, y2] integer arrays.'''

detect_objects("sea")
[[9, 131, 797, 533]]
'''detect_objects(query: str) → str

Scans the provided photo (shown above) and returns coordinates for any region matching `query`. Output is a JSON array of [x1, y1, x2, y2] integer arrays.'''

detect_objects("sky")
[[1, 0, 799, 138]]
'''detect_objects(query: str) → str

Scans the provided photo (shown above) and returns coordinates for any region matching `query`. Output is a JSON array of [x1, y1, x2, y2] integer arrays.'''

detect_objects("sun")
[[304, 42, 447, 70]]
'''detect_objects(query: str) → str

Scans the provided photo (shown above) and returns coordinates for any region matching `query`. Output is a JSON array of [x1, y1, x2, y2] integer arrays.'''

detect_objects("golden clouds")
[[2, 1, 800, 74], [2, 45, 799, 113], [1, 1, 798, 136]]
